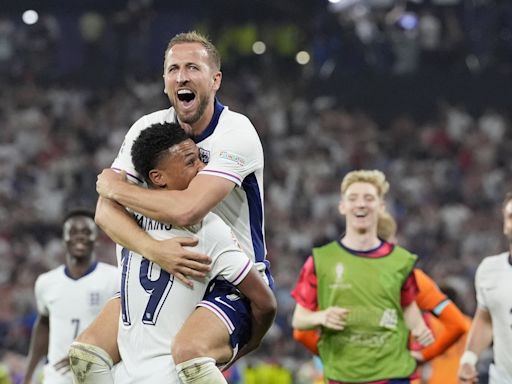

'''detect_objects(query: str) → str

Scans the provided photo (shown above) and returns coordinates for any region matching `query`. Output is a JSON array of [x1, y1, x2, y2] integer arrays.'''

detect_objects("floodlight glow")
[[22, 10, 39, 25], [296, 51, 310, 65], [252, 41, 266, 55]]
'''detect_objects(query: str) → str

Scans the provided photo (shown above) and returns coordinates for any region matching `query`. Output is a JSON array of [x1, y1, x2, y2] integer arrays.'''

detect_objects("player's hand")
[[458, 362, 478, 383], [319, 307, 350, 331], [410, 350, 425, 362], [411, 325, 434, 347], [54, 356, 71, 374], [96, 168, 127, 199], [147, 237, 211, 288]]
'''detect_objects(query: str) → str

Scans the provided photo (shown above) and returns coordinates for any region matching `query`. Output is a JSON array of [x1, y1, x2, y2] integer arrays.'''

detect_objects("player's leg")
[[68, 298, 121, 384], [173, 308, 230, 384], [173, 281, 251, 384]]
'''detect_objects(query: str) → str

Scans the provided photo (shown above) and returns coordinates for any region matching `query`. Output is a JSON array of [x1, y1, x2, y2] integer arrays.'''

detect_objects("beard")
[[176, 93, 211, 126]]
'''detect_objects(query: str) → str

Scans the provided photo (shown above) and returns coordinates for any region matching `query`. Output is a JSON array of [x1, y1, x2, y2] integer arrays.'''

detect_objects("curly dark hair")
[[131, 122, 189, 184]]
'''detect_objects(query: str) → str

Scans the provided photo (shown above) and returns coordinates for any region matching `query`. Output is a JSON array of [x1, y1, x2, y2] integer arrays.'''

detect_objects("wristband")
[[460, 350, 478, 366]]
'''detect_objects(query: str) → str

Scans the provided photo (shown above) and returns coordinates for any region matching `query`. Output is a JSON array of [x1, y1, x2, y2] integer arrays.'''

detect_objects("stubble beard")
[[176, 93, 210, 126]]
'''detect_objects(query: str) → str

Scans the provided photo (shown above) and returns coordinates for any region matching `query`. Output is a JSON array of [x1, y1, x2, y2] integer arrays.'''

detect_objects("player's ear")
[[149, 169, 166, 188], [338, 198, 346, 216], [212, 71, 222, 91]]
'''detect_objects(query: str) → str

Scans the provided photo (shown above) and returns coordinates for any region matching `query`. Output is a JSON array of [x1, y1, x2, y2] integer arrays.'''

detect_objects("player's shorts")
[[197, 279, 251, 363], [262, 259, 275, 290]]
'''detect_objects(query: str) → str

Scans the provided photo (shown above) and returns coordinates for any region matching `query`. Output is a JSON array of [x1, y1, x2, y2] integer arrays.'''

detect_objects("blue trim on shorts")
[[201, 280, 251, 350]]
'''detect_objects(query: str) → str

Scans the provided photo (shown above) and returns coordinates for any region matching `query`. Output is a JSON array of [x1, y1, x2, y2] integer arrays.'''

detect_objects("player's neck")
[[180, 102, 215, 137], [341, 229, 380, 251], [66, 255, 95, 279]]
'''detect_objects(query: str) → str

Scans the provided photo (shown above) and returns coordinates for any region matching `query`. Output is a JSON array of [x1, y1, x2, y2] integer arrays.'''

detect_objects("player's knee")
[[74, 328, 120, 363], [68, 341, 114, 384], [176, 357, 227, 384], [172, 337, 209, 364], [75, 327, 94, 343]]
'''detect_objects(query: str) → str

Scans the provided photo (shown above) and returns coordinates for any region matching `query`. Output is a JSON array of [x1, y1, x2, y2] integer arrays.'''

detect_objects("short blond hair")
[[164, 31, 221, 71], [340, 169, 390, 198], [377, 211, 397, 242]]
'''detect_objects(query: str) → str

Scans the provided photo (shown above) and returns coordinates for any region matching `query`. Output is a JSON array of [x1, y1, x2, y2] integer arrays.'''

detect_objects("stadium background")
[[1, 0, 511, 382]]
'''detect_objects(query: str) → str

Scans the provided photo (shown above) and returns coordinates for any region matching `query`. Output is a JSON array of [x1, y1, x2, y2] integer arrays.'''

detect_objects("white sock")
[[176, 357, 227, 384], [68, 341, 114, 384]]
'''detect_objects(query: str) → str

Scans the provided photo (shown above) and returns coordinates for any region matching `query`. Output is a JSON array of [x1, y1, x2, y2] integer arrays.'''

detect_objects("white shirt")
[[35, 262, 118, 384], [475, 252, 512, 383], [114, 213, 253, 384], [111, 101, 267, 271]]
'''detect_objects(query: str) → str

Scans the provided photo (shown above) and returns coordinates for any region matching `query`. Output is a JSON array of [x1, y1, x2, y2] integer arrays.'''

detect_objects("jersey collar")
[[193, 99, 225, 143], [64, 261, 98, 280]]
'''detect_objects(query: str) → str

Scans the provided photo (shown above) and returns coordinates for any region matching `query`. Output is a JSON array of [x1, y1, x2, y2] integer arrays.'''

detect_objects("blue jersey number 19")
[[120, 248, 174, 326]]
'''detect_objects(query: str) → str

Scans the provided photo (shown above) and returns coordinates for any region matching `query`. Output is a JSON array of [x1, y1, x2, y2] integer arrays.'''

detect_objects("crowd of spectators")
[[1, 1, 512, 382]]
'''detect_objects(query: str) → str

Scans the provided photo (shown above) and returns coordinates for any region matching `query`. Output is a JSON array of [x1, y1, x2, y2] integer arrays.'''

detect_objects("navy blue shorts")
[[197, 279, 252, 359]]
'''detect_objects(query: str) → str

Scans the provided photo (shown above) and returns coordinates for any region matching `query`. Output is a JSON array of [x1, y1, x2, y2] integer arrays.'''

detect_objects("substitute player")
[[24, 210, 117, 384], [293, 211, 470, 383], [458, 193, 512, 383], [291, 170, 434, 384]]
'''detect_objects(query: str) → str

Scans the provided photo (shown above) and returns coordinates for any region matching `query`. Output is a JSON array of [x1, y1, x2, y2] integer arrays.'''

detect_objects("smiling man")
[[291, 169, 433, 384], [24, 210, 117, 384]]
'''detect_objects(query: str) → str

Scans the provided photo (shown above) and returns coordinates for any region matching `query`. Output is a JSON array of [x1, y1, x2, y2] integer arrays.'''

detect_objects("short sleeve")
[[213, 250, 253, 286], [400, 271, 419, 307], [34, 275, 49, 316], [475, 261, 488, 310], [291, 256, 318, 311], [199, 116, 262, 187]]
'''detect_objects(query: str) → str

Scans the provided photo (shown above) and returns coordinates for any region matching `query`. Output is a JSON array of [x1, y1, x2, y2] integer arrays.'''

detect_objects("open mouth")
[[177, 89, 196, 104]]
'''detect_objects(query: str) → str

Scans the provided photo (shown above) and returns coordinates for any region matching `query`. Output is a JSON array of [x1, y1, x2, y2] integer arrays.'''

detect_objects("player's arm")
[[292, 303, 349, 331], [23, 315, 49, 384], [234, 266, 277, 359], [97, 170, 234, 227], [95, 196, 211, 286], [292, 329, 320, 355], [418, 302, 469, 361], [403, 301, 434, 347], [458, 307, 492, 383], [414, 270, 469, 361]]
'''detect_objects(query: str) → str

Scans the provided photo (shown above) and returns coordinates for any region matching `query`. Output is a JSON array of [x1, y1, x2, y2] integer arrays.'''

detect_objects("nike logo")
[[214, 296, 236, 311]]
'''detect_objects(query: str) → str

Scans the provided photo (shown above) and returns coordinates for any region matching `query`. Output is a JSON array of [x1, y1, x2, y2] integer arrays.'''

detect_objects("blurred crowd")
[[1, 0, 512, 382]]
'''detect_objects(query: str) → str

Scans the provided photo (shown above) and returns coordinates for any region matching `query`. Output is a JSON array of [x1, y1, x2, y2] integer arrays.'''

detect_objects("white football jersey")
[[114, 213, 252, 384], [34, 262, 118, 384], [475, 252, 512, 383], [111, 101, 267, 273]]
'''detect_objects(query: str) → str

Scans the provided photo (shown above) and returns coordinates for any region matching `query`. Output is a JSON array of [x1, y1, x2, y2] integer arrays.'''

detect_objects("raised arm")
[[24, 315, 49, 384], [97, 170, 234, 227]]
